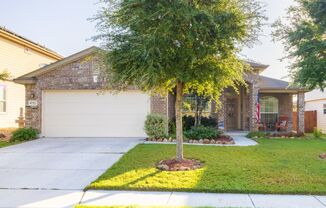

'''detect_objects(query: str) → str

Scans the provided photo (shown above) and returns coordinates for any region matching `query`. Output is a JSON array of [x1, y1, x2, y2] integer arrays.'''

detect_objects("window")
[[183, 94, 211, 114], [323, 104, 326, 115], [0, 85, 6, 112], [260, 96, 279, 126]]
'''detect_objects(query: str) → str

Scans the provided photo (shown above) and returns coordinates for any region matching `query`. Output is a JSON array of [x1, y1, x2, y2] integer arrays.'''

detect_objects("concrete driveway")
[[0, 137, 142, 208]]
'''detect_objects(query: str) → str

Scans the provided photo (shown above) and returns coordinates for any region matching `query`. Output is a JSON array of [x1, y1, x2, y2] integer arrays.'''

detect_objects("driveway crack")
[[248, 194, 256, 208], [314, 196, 326, 208]]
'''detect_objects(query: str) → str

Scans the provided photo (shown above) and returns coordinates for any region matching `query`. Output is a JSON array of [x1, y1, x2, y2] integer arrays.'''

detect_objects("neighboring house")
[[305, 89, 326, 133], [14, 46, 308, 137], [0, 27, 62, 127]]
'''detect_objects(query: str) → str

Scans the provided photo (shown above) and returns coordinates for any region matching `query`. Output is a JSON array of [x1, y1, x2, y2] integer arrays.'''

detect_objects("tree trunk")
[[175, 81, 184, 161]]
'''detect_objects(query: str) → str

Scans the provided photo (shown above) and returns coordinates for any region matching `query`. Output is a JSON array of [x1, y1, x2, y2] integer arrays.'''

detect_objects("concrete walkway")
[[0, 137, 142, 208], [80, 190, 326, 208], [226, 131, 257, 146]]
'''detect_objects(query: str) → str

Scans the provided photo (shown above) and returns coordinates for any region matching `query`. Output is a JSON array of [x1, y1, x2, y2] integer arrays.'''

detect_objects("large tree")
[[273, 0, 326, 90], [94, 0, 265, 161]]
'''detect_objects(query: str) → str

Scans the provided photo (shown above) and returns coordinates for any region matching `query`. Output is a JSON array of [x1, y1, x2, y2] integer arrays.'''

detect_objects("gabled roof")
[[246, 60, 269, 72], [14, 46, 99, 84], [0, 26, 62, 60], [257, 75, 309, 92]]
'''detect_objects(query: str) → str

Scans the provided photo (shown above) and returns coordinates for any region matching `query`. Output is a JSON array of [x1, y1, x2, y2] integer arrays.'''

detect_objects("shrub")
[[246, 131, 267, 138], [184, 125, 220, 140], [10, 128, 38, 142], [313, 127, 323, 139], [168, 119, 176, 134], [182, 115, 217, 131], [144, 114, 168, 139]]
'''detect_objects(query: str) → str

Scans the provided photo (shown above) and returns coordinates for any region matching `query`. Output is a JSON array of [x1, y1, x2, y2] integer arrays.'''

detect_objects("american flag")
[[256, 94, 261, 123]]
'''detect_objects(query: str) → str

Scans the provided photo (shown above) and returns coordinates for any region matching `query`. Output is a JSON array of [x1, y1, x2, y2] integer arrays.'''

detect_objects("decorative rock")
[[199, 139, 203, 144], [157, 138, 163, 142], [0, 133, 5, 139], [172, 139, 176, 142], [157, 164, 169, 170], [163, 138, 168, 142], [168, 137, 172, 142], [319, 153, 326, 159], [210, 139, 216, 144], [178, 167, 190, 171], [203, 139, 210, 144], [193, 140, 198, 143]]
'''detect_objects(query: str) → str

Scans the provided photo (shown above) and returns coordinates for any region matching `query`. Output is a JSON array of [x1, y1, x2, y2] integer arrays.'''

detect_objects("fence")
[[293, 110, 317, 133]]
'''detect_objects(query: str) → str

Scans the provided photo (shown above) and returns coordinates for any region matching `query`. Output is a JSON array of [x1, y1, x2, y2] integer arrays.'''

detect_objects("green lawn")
[[0, 141, 18, 148], [88, 138, 326, 195]]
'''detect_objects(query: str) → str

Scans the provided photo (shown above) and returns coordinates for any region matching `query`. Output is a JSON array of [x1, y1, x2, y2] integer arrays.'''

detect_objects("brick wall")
[[24, 55, 167, 131]]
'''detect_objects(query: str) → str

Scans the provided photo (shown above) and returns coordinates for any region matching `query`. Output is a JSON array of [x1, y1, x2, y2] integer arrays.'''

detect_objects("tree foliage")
[[273, 0, 326, 90], [95, 0, 265, 99], [94, 0, 265, 160], [0, 70, 10, 81]]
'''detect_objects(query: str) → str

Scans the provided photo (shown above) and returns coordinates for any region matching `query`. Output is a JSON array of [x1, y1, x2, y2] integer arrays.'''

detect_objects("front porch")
[[218, 82, 306, 133]]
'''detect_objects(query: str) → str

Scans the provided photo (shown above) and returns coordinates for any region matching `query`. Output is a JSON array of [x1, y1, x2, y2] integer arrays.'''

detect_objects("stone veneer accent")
[[297, 92, 305, 133]]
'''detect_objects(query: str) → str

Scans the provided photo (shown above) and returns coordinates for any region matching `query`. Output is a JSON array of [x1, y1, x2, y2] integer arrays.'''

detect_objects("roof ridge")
[[0, 26, 62, 59]]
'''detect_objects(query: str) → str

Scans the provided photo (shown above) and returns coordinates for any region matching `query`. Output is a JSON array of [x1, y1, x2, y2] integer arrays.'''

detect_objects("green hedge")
[[10, 128, 38, 142]]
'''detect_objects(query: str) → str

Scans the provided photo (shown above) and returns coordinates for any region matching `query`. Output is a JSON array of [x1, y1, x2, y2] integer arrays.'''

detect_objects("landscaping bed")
[[88, 138, 326, 195], [146, 135, 234, 145], [0, 128, 17, 141]]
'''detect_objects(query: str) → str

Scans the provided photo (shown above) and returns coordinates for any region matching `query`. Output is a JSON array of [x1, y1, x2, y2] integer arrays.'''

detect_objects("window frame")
[[182, 94, 211, 114], [323, 104, 326, 115], [259, 96, 279, 125], [0, 85, 6, 113]]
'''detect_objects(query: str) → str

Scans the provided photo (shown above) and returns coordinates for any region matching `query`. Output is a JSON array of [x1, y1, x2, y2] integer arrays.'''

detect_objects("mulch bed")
[[320, 153, 326, 160], [147, 135, 235, 145], [157, 158, 203, 171], [0, 128, 17, 141]]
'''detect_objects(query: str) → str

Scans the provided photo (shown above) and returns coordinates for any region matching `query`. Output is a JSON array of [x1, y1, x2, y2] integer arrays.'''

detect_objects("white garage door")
[[42, 90, 150, 137]]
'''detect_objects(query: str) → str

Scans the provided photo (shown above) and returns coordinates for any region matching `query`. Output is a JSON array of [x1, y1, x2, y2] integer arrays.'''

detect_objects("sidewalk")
[[80, 190, 326, 208]]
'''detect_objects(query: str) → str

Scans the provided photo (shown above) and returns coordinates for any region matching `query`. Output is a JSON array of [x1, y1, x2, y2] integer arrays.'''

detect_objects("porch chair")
[[275, 115, 289, 131]]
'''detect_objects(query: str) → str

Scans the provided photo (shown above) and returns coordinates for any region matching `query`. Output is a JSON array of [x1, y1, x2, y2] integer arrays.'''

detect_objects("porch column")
[[217, 92, 226, 131], [249, 83, 259, 131], [297, 92, 305, 133]]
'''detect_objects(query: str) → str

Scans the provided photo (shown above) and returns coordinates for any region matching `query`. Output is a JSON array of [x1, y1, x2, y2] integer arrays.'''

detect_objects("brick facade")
[[24, 55, 167, 131], [21, 51, 303, 133]]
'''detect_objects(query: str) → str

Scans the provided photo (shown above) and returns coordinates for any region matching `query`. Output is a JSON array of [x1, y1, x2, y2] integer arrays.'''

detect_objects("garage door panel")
[[42, 91, 150, 137]]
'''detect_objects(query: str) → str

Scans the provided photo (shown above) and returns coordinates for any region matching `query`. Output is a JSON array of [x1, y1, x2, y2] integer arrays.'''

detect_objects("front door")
[[226, 98, 237, 130]]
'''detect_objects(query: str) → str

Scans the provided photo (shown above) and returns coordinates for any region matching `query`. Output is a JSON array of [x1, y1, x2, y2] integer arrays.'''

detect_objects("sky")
[[0, 0, 294, 80]]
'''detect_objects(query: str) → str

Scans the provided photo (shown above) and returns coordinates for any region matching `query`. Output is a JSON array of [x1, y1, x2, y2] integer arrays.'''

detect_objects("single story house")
[[305, 89, 326, 133], [14, 46, 308, 138]]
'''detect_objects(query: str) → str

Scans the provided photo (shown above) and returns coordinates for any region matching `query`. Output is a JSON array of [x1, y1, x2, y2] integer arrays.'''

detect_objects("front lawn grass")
[[0, 140, 19, 148], [88, 138, 326, 195]]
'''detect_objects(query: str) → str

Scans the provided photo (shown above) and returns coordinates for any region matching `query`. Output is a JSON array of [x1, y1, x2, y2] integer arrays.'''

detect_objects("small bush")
[[10, 128, 38, 142], [313, 127, 323, 139], [246, 131, 267, 138], [182, 115, 217, 131], [184, 125, 220, 140], [144, 114, 168, 139], [168, 119, 176, 134]]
